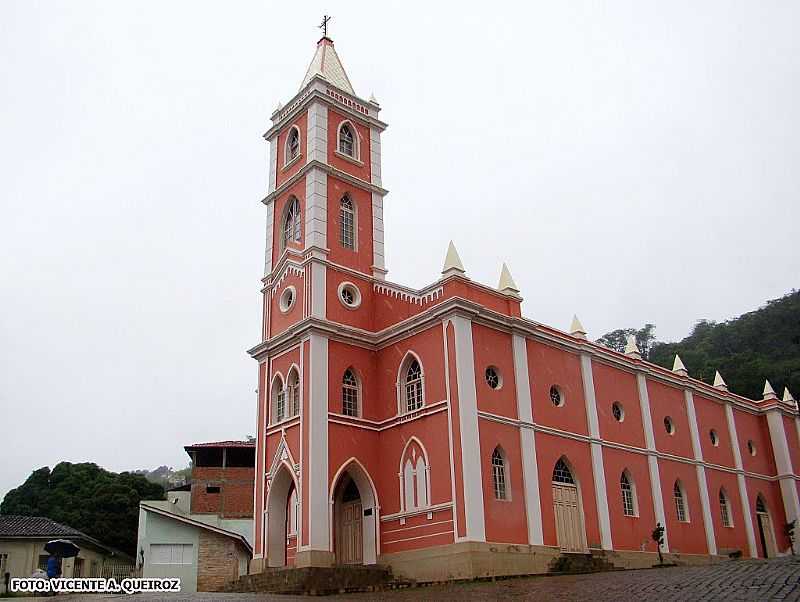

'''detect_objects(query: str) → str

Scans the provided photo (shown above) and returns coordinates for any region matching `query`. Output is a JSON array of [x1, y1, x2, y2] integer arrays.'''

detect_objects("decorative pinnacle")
[[672, 354, 688, 376], [497, 263, 520, 297], [713, 371, 728, 391], [624, 335, 641, 359], [570, 315, 587, 340], [783, 387, 795, 403], [762, 380, 778, 400], [441, 241, 465, 276]]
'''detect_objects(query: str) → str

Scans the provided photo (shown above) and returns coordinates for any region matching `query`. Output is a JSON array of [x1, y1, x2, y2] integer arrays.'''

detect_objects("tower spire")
[[300, 27, 355, 95]]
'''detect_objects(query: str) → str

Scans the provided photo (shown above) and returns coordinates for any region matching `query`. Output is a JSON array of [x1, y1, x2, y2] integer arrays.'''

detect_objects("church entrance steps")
[[547, 550, 623, 575], [222, 565, 412, 595]]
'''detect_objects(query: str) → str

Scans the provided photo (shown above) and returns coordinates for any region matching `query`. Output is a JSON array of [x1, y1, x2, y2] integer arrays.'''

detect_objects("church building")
[[247, 32, 800, 581]]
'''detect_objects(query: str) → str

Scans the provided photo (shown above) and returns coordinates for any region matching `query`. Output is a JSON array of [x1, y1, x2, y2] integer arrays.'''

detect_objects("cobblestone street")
[[26, 556, 800, 601]]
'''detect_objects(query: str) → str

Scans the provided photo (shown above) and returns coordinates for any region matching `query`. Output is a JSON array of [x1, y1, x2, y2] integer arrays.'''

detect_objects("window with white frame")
[[492, 447, 508, 500], [287, 369, 300, 417], [400, 451, 429, 512], [272, 376, 285, 424], [340, 195, 355, 249], [674, 481, 688, 522], [342, 368, 359, 417], [719, 489, 732, 527], [285, 126, 300, 164], [338, 122, 355, 157], [621, 471, 636, 516], [403, 358, 423, 413], [150, 544, 193, 565], [282, 197, 301, 248]]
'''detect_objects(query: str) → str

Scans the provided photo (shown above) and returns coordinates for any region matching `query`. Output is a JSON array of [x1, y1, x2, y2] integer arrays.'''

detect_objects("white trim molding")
[[765, 409, 800, 527], [307, 333, 329, 552], [683, 389, 717, 555], [306, 101, 328, 164], [304, 168, 327, 250]]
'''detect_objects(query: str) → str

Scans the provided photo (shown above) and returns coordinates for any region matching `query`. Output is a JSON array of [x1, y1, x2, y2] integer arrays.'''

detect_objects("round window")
[[337, 282, 362, 309], [612, 402, 624, 422], [664, 416, 675, 435], [485, 367, 502, 390], [747, 440, 756, 456], [550, 385, 564, 407], [279, 286, 296, 313], [710, 429, 719, 447]]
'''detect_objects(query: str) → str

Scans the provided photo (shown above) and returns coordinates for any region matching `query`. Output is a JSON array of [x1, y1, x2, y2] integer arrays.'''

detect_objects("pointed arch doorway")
[[331, 460, 379, 566], [552, 458, 587, 553], [755, 495, 778, 558]]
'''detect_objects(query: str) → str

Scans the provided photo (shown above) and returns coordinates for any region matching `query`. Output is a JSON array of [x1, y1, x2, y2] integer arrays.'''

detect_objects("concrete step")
[[223, 564, 407, 595]]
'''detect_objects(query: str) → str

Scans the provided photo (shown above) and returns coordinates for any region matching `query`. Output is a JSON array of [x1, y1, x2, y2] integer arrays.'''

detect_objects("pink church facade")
[[248, 35, 800, 580]]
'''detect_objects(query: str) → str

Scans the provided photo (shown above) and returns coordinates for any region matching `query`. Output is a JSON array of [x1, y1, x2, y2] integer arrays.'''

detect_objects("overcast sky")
[[1, 1, 798, 501]]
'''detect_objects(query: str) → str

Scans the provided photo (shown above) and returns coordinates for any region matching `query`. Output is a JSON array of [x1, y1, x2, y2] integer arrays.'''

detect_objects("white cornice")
[[261, 160, 388, 206]]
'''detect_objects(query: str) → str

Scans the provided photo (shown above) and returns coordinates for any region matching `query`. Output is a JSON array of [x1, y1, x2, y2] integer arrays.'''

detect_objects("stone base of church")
[[379, 542, 729, 582], [294, 549, 335, 568]]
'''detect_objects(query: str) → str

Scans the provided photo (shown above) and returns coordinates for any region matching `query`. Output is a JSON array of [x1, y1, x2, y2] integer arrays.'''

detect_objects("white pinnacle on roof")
[[441, 241, 465, 276], [713, 371, 728, 391], [624, 335, 641, 359], [672, 354, 688, 376], [783, 387, 795, 403], [300, 37, 355, 95], [570, 315, 587, 340], [762, 380, 778, 400], [497, 263, 520, 296]]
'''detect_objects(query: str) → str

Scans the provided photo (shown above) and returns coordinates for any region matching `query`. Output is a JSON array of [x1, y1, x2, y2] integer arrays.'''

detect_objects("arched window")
[[492, 447, 508, 500], [339, 195, 355, 249], [756, 495, 767, 513], [342, 368, 359, 417], [282, 197, 301, 248], [552, 459, 575, 484], [719, 488, 732, 527], [400, 440, 429, 512], [272, 375, 285, 424], [403, 358, 423, 413], [674, 481, 688, 522], [287, 369, 300, 418], [338, 122, 355, 157], [621, 471, 636, 517], [285, 126, 300, 164]]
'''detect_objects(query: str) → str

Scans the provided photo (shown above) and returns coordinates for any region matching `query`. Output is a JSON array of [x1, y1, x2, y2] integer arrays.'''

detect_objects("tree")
[[0, 462, 164, 556], [597, 324, 657, 359]]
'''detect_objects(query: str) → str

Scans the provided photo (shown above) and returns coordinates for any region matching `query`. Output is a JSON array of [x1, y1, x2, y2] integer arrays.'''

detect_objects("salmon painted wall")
[[536, 432, 601, 548], [526, 340, 588, 435], [734, 410, 777, 475], [326, 268, 374, 331], [478, 418, 528, 544], [380, 507, 455, 554], [270, 271, 305, 338], [325, 175, 373, 274], [271, 180, 306, 267], [327, 340, 376, 418], [783, 415, 800, 472], [328, 422, 380, 496], [275, 113, 307, 188], [601, 447, 656, 551], [693, 395, 735, 468], [441, 279, 521, 318], [658, 459, 707, 554], [374, 326, 446, 421], [745, 477, 790, 556], [704, 468, 749, 554], [327, 109, 371, 181], [647, 379, 693, 458], [593, 362, 645, 448], [472, 324, 517, 420]]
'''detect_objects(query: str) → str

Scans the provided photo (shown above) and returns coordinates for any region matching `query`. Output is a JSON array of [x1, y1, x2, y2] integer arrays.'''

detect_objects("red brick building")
[[247, 34, 800, 580], [185, 441, 256, 519]]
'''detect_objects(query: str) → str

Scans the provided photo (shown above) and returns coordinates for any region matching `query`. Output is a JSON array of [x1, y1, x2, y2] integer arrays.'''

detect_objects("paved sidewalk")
[[20, 556, 800, 601]]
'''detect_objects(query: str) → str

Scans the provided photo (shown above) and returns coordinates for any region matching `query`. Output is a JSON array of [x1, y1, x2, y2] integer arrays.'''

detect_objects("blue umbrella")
[[45, 539, 80, 558]]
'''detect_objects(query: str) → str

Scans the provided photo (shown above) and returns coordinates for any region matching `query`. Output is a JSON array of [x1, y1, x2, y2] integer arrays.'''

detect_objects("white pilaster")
[[306, 101, 328, 164], [369, 127, 382, 187], [724, 403, 758, 557], [683, 389, 717, 555], [636, 373, 669, 551], [310, 261, 326, 318], [268, 137, 277, 193], [307, 333, 329, 551], [580, 354, 612, 550], [766, 410, 800, 527], [264, 202, 275, 276], [451, 315, 486, 542], [371, 192, 386, 279], [304, 168, 327, 250], [512, 334, 543, 545]]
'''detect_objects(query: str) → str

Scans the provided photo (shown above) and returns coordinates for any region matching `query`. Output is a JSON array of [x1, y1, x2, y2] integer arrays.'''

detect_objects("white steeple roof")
[[672, 354, 688, 375], [763, 380, 777, 400], [570, 315, 587, 339], [783, 387, 795, 403], [441, 241, 466, 276], [300, 37, 355, 95], [497, 263, 519, 295], [713, 371, 728, 390], [624, 335, 641, 359]]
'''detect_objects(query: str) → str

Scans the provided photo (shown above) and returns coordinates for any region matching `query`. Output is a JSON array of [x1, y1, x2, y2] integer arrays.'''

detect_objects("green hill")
[[647, 290, 800, 400]]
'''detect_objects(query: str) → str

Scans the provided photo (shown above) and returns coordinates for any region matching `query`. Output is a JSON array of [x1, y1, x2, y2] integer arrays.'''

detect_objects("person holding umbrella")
[[45, 540, 80, 582]]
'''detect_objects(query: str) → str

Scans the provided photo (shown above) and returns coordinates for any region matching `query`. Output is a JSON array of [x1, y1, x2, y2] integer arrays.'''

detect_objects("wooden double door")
[[553, 483, 587, 553], [338, 499, 363, 565]]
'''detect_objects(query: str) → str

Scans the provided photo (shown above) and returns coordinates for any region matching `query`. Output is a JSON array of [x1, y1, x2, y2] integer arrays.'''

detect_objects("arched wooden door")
[[756, 496, 778, 558], [336, 478, 363, 565], [552, 459, 587, 553]]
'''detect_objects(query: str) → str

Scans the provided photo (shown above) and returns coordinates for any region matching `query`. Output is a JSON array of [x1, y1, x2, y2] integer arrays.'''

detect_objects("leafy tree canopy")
[[0, 462, 164, 556], [596, 323, 657, 359]]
